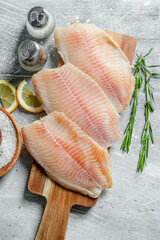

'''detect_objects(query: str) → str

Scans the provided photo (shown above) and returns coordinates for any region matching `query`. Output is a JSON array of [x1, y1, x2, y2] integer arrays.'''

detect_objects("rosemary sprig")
[[137, 59, 154, 172], [121, 48, 160, 172], [120, 54, 144, 153]]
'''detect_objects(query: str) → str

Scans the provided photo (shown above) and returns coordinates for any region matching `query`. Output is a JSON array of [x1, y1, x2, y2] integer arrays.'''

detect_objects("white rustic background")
[[0, 0, 160, 239]]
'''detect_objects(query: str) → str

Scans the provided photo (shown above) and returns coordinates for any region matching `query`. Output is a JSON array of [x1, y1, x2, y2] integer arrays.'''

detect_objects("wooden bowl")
[[0, 107, 22, 177]]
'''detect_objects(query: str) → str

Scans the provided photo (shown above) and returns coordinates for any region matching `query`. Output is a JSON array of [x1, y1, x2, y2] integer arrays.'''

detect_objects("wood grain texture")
[[0, 107, 22, 177], [105, 30, 137, 65], [28, 29, 137, 240]]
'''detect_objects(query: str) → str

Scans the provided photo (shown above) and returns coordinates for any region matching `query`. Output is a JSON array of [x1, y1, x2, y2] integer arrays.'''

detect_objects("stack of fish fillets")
[[22, 23, 135, 198]]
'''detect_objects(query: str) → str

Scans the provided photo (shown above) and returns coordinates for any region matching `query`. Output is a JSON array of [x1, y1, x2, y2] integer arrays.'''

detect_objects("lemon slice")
[[17, 80, 43, 113], [0, 79, 18, 113]]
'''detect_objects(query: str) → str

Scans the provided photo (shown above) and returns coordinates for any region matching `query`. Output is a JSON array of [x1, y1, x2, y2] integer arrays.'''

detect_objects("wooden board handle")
[[36, 182, 72, 240]]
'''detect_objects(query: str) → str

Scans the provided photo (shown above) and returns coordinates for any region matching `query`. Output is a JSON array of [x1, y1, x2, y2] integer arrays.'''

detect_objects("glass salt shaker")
[[18, 40, 47, 71], [26, 6, 55, 39]]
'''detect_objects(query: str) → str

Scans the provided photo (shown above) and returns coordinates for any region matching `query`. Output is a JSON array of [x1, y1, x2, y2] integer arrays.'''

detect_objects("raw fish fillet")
[[32, 63, 120, 148], [22, 111, 112, 198], [54, 23, 135, 113]]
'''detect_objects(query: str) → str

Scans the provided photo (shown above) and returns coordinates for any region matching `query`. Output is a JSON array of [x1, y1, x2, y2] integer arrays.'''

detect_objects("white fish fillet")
[[54, 23, 135, 113], [22, 111, 112, 198], [32, 63, 120, 148]]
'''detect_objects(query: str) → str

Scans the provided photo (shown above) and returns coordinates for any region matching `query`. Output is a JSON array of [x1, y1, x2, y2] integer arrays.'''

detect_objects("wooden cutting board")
[[28, 30, 137, 240]]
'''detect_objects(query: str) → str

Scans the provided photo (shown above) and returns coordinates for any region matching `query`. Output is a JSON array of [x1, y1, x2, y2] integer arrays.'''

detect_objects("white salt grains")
[[0, 110, 17, 168]]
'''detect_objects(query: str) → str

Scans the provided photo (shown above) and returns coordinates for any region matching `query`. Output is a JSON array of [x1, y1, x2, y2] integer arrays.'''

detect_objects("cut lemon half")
[[17, 80, 43, 113], [0, 79, 18, 113]]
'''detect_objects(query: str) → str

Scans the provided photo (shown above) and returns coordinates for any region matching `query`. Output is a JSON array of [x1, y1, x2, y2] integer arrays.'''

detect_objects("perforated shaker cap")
[[18, 40, 47, 71], [26, 6, 55, 39]]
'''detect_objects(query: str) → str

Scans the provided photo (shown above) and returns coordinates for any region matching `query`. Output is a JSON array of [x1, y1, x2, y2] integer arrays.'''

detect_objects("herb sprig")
[[121, 48, 160, 172], [120, 54, 143, 153]]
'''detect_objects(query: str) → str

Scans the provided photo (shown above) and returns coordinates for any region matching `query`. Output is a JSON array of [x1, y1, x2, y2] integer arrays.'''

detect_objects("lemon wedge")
[[17, 80, 43, 113], [0, 79, 18, 113]]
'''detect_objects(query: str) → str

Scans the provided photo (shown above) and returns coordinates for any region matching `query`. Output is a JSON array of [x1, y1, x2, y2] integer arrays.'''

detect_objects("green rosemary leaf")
[[143, 48, 153, 58], [148, 83, 154, 90], [145, 101, 154, 112], [146, 135, 149, 158], [150, 92, 154, 102], [128, 125, 132, 146], [145, 103, 149, 118], [151, 73, 160, 76], [148, 65, 160, 68], [143, 67, 152, 75], [121, 135, 128, 152], [149, 122, 154, 143], [151, 73, 160, 78]]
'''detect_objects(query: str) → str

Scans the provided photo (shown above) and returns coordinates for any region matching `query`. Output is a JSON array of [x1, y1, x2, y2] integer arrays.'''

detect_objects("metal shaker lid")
[[18, 40, 47, 71], [27, 6, 49, 29], [26, 6, 55, 39]]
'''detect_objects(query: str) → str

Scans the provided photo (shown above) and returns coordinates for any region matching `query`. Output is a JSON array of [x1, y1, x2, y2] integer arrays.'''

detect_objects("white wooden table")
[[0, 0, 160, 239]]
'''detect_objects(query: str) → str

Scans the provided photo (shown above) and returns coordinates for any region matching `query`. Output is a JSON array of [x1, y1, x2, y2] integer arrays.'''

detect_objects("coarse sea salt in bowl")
[[0, 107, 22, 177]]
